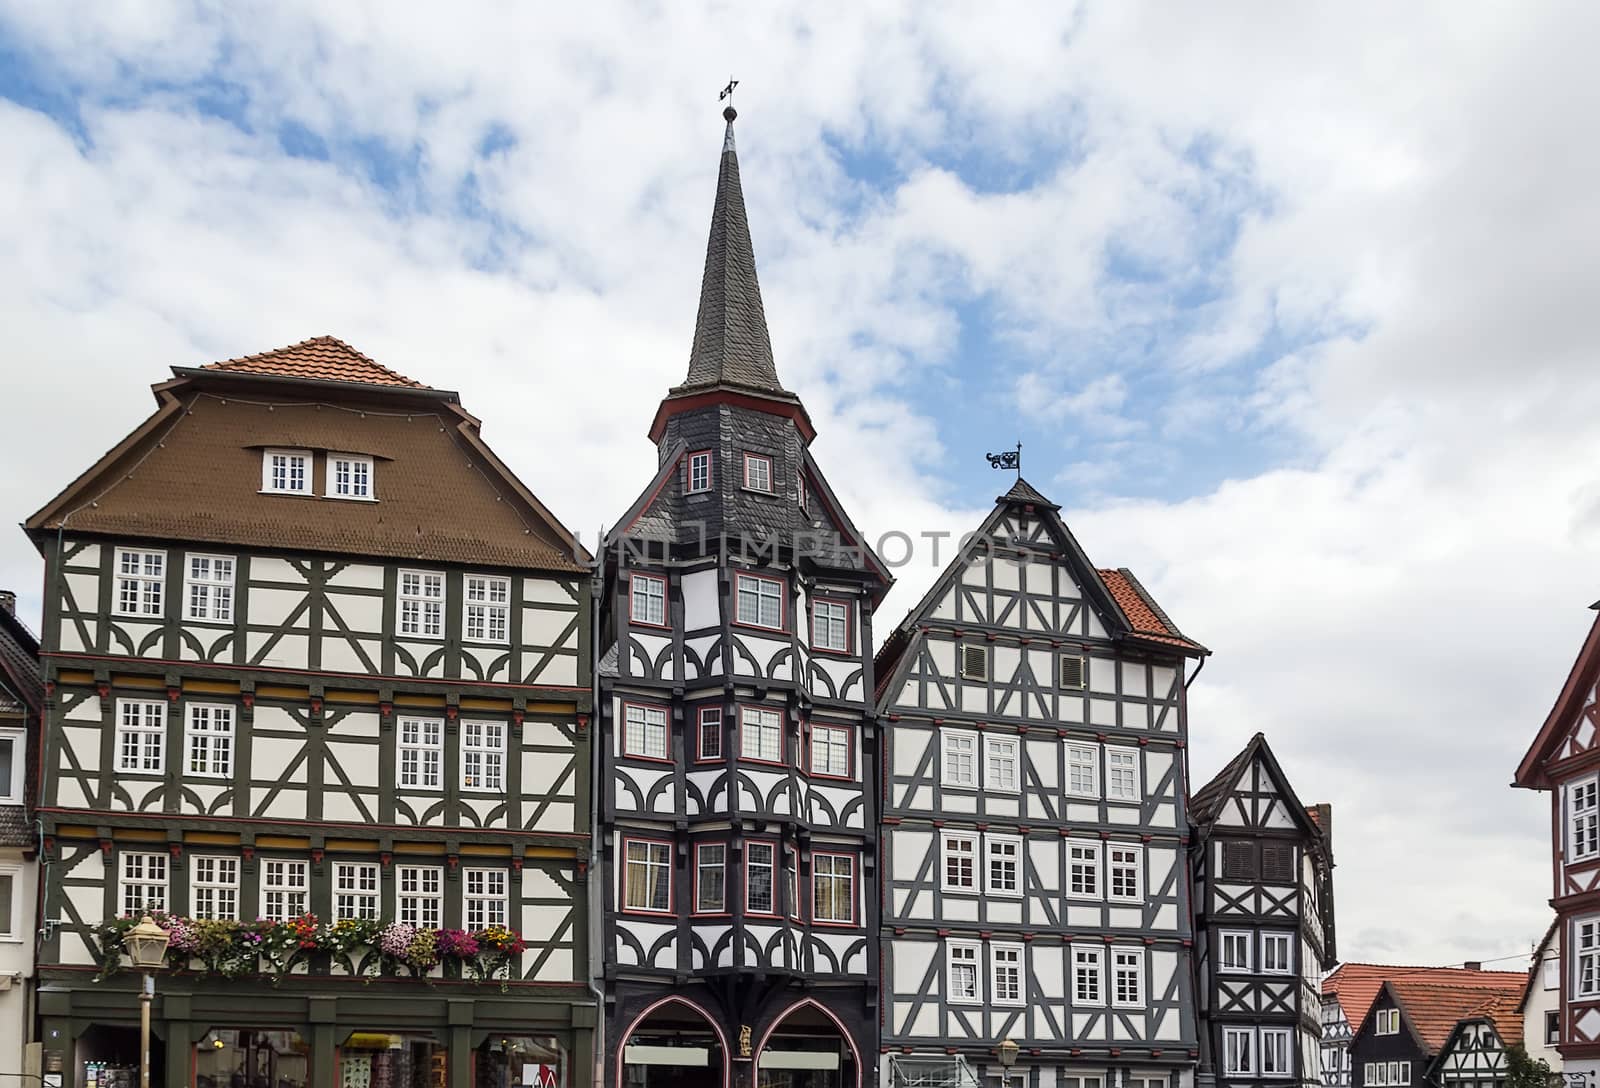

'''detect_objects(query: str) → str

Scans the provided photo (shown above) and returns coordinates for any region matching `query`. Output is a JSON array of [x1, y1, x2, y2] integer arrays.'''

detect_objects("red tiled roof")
[[1097, 568, 1205, 651], [1324, 964, 1527, 1033], [1389, 980, 1526, 1052], [202, 335, 429, 388]]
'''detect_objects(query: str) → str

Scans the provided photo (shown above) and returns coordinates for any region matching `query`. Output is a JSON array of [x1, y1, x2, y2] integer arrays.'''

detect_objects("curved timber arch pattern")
[[754, 998, 863, 1088], [617, 995, 732, 1088]]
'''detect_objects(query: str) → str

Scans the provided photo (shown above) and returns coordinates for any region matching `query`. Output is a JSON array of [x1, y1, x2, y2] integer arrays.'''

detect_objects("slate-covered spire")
[[672, 105, 791, 399]]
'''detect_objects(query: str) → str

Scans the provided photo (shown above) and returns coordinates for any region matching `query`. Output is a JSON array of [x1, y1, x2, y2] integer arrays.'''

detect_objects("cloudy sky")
[[3, 2, 1597, 968]]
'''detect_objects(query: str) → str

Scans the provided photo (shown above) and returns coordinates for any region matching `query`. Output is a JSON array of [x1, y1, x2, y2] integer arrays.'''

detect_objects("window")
[[464, 575, 510, 643], [696, 844, 726, 913], [796, 472, 808, 512], [743, 453, 773, 492], [746, 842, 776, 915], [1105, 747, 1140, 801], [185, 704, 233, 778], [1067, 743, 1099, 797], [735, 573, 784, 629], [623, 704, 669, 761], [948, 941, 980, 1003], [697, 707, 723, 761], [0, 731, 24, 803], [184, 554, 234, 621], [943, 833, 977, 891], [960, 644, 988, 681], [398, 717, 444, 788], [398, 570, 444, 637], [1225, 1028, 1254, 1075], [984, 735, 1019, 792], [190, 856, 238, 921], [1545, 955, 1560, 990], [1112, 947, 1144, 1007], [116, 699, 165, 774], [1376, 1008, 1400, 1035], [1396, 1063, 1411, 1086], [1108, 845, 1142, 902], [1222, 840, 1259, 880], [624, 840, 671, 913], [1262, 842, 1296, 882], [811, 724, 851, 777], [811, 599, 849, 652], [1262, 932, 1292, 974], [992, 943, 1024, 1005], [464, 869, 508, 928], [262, 449, 310, 494], [1073, 945, 1104, 1005], [688, 451, 712, 494], [1220, 931, 1252, 972], [262, 859, 309, 921], [813, 853, 854, 923], [943, 730, 977, 788], [119, 852, 168, 915], [630, 573, 667, 627], [334, 862, 380, 921], [461, 720, 505, 791], [1262, 1029, 1292, 1077], [1068, 842, 1101, 899], [1060, 654, 1086, 689], [786, 848, 800, 920], [398, 865, 443, 927], [740, 706, 783, 764], [1576, 917, 1600, 998], [115, 548, 165, 617], [987, 835, 1021, 896], [1547, 1010, 1561, 1046], [329, 454, 373, 499], [1573, 778, 1600, 861]]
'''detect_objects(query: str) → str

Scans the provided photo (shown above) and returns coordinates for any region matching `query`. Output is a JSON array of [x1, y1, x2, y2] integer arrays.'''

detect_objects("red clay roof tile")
[[1324, 963, 1526, 1035], [203, 335, 428, 388], [1097, 568, 1204, 651], [1388, 980, 1526, 1052]]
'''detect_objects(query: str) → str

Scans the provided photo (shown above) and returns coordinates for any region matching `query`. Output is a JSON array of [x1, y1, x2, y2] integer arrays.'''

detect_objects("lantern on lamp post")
[[997, 1039, 1020, 1088], [122, 915, 171, 1088]]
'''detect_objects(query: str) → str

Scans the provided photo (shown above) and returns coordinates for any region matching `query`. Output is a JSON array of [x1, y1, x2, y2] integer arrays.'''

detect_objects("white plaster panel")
[[320, 638, 379, 675], [522, 578, 575, 605], [682, 569, 719, 631], [248, 632, 308, 668], [1089, 697, 1117, 727], [1120, 661, 1148, 697], [1082, 607, 1107, 639], [55, 778, 92, 809], [322, 792, 377, 824], [523, 609, 576, 651], [63, 726, 100, 771], [960, 684, 986, 714], [327, 590, 383, 633], [250, 558, 305, 584], [893, 728, 931, 777], [249, 586, 305, 627], [250, 732, 301, 782]]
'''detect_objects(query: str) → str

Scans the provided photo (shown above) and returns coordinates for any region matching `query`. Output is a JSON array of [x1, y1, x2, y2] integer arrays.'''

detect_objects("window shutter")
[[1221, 841, 1258, 880], [1060, 654, 1086, 689], [961, 645, 988, 681], [1262, 843, 1296, 883]]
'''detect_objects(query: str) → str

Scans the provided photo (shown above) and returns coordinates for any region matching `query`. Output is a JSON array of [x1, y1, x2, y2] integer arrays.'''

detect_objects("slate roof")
[[1324, 964, 1526, 1034], [1189, 736, 1261, 824], [1388, 979, 1526, 1053], [0, 608, 40, 848], [998, 477, 1058, 508], [202, 335, 430, 388]]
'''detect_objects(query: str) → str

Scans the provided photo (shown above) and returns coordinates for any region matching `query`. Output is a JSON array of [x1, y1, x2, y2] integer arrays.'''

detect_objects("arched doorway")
[[618, 996, 729, 1088], [754, 1000, 860, 1088]]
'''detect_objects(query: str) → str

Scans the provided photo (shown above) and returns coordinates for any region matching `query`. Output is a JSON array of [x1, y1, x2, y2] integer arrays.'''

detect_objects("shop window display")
[[194, 1030, 309, 1088], [476, 1036, 563, 1088], [338, 1034, 446, 1088]]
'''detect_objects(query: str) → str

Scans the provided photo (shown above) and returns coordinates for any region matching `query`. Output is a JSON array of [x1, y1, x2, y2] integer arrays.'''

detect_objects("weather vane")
[[719, 78, 739, 104], [986, 442, 1022, 480]]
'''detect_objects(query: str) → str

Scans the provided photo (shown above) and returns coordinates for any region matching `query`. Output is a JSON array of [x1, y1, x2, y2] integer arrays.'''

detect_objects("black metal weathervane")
[[720, 78, 739, 105], [986, 442, 1022, 480]]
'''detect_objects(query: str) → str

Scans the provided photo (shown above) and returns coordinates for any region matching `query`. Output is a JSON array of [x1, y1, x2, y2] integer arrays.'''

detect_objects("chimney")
[[0, 591, 13, 616], [1463, 961, 1482, 971]]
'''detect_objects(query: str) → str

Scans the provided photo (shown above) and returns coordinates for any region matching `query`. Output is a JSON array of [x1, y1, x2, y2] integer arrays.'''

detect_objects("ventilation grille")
[[960, 645, 988, 681], [1060, 654, 1086, 689]]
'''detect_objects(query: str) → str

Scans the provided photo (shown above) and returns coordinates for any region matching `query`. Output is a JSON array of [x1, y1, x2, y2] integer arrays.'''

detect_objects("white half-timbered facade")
[[873, 477, 1208, 1088]]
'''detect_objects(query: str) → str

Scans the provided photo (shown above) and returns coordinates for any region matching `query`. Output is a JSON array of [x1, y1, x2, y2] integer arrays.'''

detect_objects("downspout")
[[587, 544, 606, 1088]]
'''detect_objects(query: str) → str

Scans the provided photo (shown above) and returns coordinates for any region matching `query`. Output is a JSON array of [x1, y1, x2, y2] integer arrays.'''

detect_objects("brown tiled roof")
[[203, 336, 429, 389], [1324, 963, 1526, 1033], [1388, 979, 1526, 1052], [1098, 567, 1206, 652]]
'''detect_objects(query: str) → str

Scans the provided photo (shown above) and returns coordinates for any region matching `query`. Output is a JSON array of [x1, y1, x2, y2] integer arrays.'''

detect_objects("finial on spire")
[[720, 78, 739, 126], [986, 442, 1023, 480]]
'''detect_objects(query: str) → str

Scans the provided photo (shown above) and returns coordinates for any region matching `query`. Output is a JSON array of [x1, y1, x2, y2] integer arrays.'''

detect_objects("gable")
[[1214, 755, 1304, 831], [1517, 608, 1600, 787]]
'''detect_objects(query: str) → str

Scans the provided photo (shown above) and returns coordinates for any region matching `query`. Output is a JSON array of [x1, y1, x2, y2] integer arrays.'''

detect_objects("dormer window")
[[263, 449, 310, 494], [743, 453, 773, 492], [688, 451, 712, 494], [797, 472, 808, 512], [330, 454, 374, 500]]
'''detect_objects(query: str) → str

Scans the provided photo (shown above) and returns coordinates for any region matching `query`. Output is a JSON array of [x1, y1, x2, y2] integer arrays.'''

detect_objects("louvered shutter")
[[1221, 841, 1258, 880], [1261, 843, 1296, 883], [961, 645, 988, 681], [1060, 654, 1086, 689]]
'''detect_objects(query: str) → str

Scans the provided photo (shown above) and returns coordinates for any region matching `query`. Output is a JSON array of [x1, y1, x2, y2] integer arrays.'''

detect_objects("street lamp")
[[123, 916, 171, 1088], [997, 1039, 1020, 1088]]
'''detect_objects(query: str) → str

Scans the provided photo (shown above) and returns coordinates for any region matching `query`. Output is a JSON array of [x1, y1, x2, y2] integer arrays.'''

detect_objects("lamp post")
[[997, 1039, 1020, 1088], [123, 915, 171, 1088]]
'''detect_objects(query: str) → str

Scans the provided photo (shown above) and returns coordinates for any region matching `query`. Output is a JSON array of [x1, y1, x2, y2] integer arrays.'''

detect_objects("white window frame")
[[114, 547, 166, 617], [1105, 746, 1141, 802], [984, 734, 1019, 793], [329, 453, 374, 500], [398, 717, 444, 789], [695, 843, 726, 914], [1108, 844, 1143, 903], [739, 705, 784, 764], [189, 856, 239, 921], [1224, 1027, 1255, 1076], [463, 574, 511, 643], [0, 868, 22, 938], [184, 703, 234, 779], [0, 730, 24, 804], [1068, 841, 1101, 900], [1262, 1027, 1292, 1078], [743, 452, 773, 492], [1576, 916, 1600, 999], [398, 570, 444, 638], [811, 598, 849, 653], [1376, 1008, 1400, 1035], [745, 842, 777, 916], [630, 573, 668, 627], [942, 831, 977, 892], [1262, 931, 1293, 974], [1111, 946, 1145, 1008], [1066, 742, 1099, 798], [262, 448, 311, 494], [991, 942, 1025, 1006], [810, 723, 851, 778], [687, 450, 712, 494], [398, 865, 443, 928], [942, 729, 978, 788], [948, 940, 981, 1004], [119, 852, 168, 916], [334, 861, 380, 921], [734, 573, 784, 630], [116, 699, 166, 774], [184, 554, 235, 622], [623, 704, 669, 761], [261, 859, 309, 922], [463, 868, 509, 929], [986, 834, 1021, 897], [461, 720, 505, 792], [1219, 929, 1253, 973], [1072, 944, 1105, 1006], [1573, 776, 1600, 861]]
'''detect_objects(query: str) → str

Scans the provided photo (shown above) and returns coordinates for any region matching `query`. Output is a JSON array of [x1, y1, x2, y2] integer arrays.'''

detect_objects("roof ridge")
[[202, 335, 429, 389]]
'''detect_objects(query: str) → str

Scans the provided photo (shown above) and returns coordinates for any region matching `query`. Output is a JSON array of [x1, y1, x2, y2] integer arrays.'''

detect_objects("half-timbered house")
[[1348, 980, 1523, 1088], [24, 338, 594, 1088], [1189, 735, 1335, 1088], [872, 477, 1208, 1088], [596, 106, 893, 1088], [0, 592, 42, 1064], [1519, 921, 1562, 1075]]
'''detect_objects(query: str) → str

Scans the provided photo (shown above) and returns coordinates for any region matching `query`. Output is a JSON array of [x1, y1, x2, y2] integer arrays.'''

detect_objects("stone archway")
[[753, 999, 861, 1088], [618, 995, 731, 1088]]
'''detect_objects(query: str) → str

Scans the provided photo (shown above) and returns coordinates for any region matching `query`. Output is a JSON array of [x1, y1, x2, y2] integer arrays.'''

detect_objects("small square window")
[[262, 449, 310, 494], [329, 454, 374, 500], [743, 453, 773, 492]]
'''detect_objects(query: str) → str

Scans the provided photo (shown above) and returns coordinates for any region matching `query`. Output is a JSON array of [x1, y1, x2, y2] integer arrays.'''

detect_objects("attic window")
[[687, 451, 712, 494], [1060, 654, 1086, 690], [743, 453, 773, 493], [1261, 843, 1296, 883], [797, 472, 808, 512], [1221, 841, 1258, 880], [961, 645, 988, 682], [262, 449, 310, 494], [330, 454, 374, 500]]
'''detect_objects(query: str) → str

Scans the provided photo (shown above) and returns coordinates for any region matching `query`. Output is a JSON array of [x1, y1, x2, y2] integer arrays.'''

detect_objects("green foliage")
[[1505, 1043, 1559, 1088]]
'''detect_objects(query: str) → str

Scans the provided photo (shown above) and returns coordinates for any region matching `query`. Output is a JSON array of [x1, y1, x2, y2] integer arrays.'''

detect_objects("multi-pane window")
[[696, 844, 726, 913], [811, 599, 849, 652], [746, 842, 776, 914], [743, 453, 773, 492], [464, 869, 508, 929], [796, 472, 807, 512], [987, 836, 1020, 896], [334, 862, 380, 921], [116, 700, 165, 773], [464, 575, 510, 643], [786, 849, 800, 920], [735, 574, 784, 629], [992, 943, 1024, 1005], [399, 571, 444, 637], [263, 450, 309, 494], [1573, 778, 1600, 860], [461, 720, 505, 791], [1108, 845, 1142, 902], [398, 718, 444, 788], [620, 838, 672, 915], [1262, 931, 1292, 974], [1106, 747, 1140, 801], [1073, 945, 1104, 1005], [0, 732, 19, 804], [1220, 931, 1253, 972], [1224, 1028, 1254, 1075], [943, 833, 977, 891], [698, 707, 723, 761], [688, 451, 712, 494], [812, 853, 854, 923], [330, 455, 373, 499], [1546, 1011, 1560, 1046], [740, 707, 783, 763], [1068, 842, 1100, 899], [190, 856, 238, 920], [184, 554, 234, 621], [1112, 948, 1144, 1007], [630, 574, 667, 627], [115, 548, 165, 617], [1067, 743, 1099, 797], [1376, 1008, 1400, 1034], [1576, 917, 1600, 998], [811, 724, 850, 777], [984, 735, 1019, 792], [398, 865, 443, 928], [1262, 1029, 1292, 1077], [120, 852, 168, 915], [623, 704, 669, 760], [262, 860, 309, 922], [948, 941, 980, 1003], [185, 704, 234, 778], [943, 730, 977, 787]]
